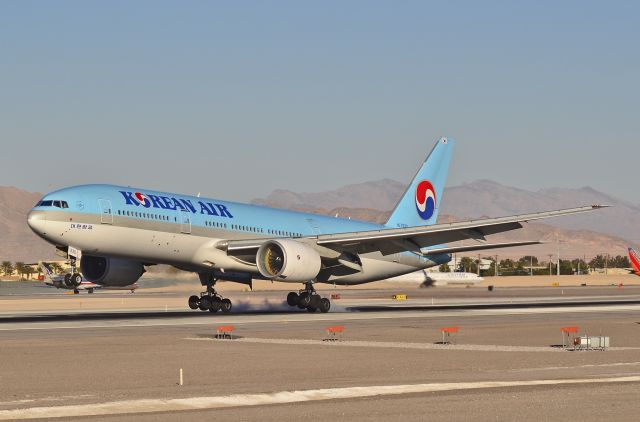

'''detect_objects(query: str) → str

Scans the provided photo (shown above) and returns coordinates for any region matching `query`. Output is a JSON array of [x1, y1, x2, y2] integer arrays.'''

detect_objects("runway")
[[2, 285, 640, 421]]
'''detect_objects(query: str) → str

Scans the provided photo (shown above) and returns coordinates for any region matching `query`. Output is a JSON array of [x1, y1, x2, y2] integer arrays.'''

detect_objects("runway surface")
[[2, 285, 640, 420]]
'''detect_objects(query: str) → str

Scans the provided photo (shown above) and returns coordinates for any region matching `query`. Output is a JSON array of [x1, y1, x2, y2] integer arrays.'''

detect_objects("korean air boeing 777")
[[27, 138, 606, 313]]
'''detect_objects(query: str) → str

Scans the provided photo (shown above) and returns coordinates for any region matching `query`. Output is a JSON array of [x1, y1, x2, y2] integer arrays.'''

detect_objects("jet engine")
[[256, 239, 321, 282], [80, 255, 144, 287]]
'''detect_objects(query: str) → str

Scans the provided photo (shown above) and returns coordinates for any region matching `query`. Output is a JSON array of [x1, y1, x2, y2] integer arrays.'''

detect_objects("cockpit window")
[[37, 200, 69, 208]]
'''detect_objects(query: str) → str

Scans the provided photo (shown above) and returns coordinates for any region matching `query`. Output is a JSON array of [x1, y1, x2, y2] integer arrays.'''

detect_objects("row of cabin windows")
[[232, 224, 263, 234], [205, 221, 227, 229], [117, 209, 172, 221], [230, 224, 301, 237], [115, 210, 302, 237], [268, 228, 301, 237]]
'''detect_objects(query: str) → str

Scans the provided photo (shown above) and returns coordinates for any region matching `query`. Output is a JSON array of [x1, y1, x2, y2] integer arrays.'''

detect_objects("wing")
[[315, 205, 606, 255], [218, 205, 606, 257]]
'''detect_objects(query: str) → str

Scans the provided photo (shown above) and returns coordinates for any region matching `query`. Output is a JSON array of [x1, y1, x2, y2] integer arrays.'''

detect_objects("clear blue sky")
[[1, 1, 638, 202]]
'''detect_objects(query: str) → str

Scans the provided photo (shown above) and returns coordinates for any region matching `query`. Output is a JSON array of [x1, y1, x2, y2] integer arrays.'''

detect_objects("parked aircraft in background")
[[27, 137, 606, 313], [39, 262, 138, 294], [628, 247, 640, 276], [386, 270, 483, 287]]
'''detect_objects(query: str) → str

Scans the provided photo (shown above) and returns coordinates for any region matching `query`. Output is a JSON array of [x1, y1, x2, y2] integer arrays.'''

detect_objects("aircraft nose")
[[27, 210, 47, 234]]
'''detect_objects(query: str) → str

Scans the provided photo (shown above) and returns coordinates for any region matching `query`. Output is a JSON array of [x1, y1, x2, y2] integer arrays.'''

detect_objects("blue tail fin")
[[386, 137, 454, 228]]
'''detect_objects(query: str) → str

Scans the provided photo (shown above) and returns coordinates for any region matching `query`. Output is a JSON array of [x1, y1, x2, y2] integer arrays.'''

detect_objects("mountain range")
[[1, 180, 636, 262], [253, 179, 638, 259]]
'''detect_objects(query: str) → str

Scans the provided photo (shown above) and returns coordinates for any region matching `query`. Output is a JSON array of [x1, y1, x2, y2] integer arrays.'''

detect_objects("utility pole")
[[605, 253, 609, 276], [495, 255, 499, 277], [557, 239, 561, 276], [530, 255, 533, 276], [548, 254, 553, 276]]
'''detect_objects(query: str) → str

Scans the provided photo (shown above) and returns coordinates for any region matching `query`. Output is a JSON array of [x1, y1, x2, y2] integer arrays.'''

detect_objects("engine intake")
[[80, 255, 144, 287], [256, 239, 321, 282]]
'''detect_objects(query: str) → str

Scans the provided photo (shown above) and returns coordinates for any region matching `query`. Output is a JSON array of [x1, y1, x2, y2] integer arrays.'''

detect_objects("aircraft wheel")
[[310, 295, 321, 308], [71, 273, 82, 286], [188, 295, 200, 310], [298, 292, 311, 309], [64, 273, 72, 287], [319, 298, 331, 313], [306, 306, 317, 313], [210, 297, 222, 313], [220, 298, 232, 313], [199, 296, 212, 311], [286, 292, 299, 307]]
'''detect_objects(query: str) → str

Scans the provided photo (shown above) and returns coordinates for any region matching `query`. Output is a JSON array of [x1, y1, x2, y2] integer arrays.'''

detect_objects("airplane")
[[386, 269, 484, 287], [26, 137, 607, 313], [628, 247, 640, 275], [39, 262, 138, 294]]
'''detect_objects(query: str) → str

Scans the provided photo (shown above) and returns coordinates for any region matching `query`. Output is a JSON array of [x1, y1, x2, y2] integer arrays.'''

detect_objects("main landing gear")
[[286, 282, 331, 313], [188, 274, 233, 313]]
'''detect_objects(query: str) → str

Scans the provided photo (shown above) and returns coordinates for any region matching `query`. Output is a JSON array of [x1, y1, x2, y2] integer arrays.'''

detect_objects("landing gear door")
[[179, 210, 191, 234], [98, 199, 113, 224]]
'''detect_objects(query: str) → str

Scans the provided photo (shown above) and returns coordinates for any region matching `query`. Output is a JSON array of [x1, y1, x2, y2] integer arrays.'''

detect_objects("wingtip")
[[591, 204, 611, 209]]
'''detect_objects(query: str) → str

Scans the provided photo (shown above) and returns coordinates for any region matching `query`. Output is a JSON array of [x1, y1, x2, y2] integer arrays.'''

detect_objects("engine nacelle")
[[256, 239, 321, 282], [80, 255, 144, 287]]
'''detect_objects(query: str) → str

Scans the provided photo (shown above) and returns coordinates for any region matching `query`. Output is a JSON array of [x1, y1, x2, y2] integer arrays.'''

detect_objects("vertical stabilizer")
[[386, 137, 454, 228]]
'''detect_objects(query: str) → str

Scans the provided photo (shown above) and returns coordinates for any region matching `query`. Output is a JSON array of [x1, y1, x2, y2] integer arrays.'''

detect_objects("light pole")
[[557, 237, 561, 276], [530, 255, 533, 276]]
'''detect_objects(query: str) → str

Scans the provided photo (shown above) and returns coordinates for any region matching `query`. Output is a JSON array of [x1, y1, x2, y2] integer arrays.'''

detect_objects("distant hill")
[[252, 178, 406, 212], [440, 180, 640, 244], [0, 180, 636, 262], [0, 186, 57, 262], [253, 179, 638, 259], [254, 179, 640, 244]]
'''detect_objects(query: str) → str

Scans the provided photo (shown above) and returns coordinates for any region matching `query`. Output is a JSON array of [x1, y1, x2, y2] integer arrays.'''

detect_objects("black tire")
[[71, 273, 82, 286], [286, 292, 299, 307], [199, 296, 212, 311], [188, 295, 200, 310], [210, 297, 222, 312], [310, 295, 321, 308], [221, 298, 232, 313], [298, 292, 311, 309], [319, 298, 331, 313], [64, 273, 72, 287], [307, 306, 317, 313]]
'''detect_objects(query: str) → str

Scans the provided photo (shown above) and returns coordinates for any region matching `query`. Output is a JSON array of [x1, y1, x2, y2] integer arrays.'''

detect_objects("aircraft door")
[[98, 199, 113, 224], [179, 210, 191, 234], [305, 218, 321, 235]]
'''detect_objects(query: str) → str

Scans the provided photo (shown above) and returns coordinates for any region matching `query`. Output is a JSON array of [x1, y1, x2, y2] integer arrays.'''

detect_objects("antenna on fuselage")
[[197, 192, 201, 198]]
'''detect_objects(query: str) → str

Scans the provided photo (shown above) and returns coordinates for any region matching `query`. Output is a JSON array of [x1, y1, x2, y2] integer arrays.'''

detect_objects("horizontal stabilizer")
[[422, 240, 544, 256]]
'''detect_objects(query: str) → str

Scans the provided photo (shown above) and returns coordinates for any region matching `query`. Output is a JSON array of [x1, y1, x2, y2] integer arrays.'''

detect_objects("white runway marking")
[[0, 304, 639, 332], [188, 336, 568, 352], [188, 336, 640, 352], [1, 376, 639, 420]]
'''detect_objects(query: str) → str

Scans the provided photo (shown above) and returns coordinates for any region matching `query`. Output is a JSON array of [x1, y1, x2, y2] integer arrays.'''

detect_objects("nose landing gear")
[[188, 274, 233, 313], [286, 282, 331, 313]]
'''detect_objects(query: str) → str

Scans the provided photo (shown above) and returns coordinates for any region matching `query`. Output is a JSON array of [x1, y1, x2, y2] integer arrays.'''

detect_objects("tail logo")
[[134, 192, 151, 208], [415, 180, 436, 220]]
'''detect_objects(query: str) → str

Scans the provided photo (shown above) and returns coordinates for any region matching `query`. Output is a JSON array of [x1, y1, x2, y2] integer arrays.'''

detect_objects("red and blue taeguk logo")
[[415, 180, 436, 220], [134, 192, 151, 208]]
